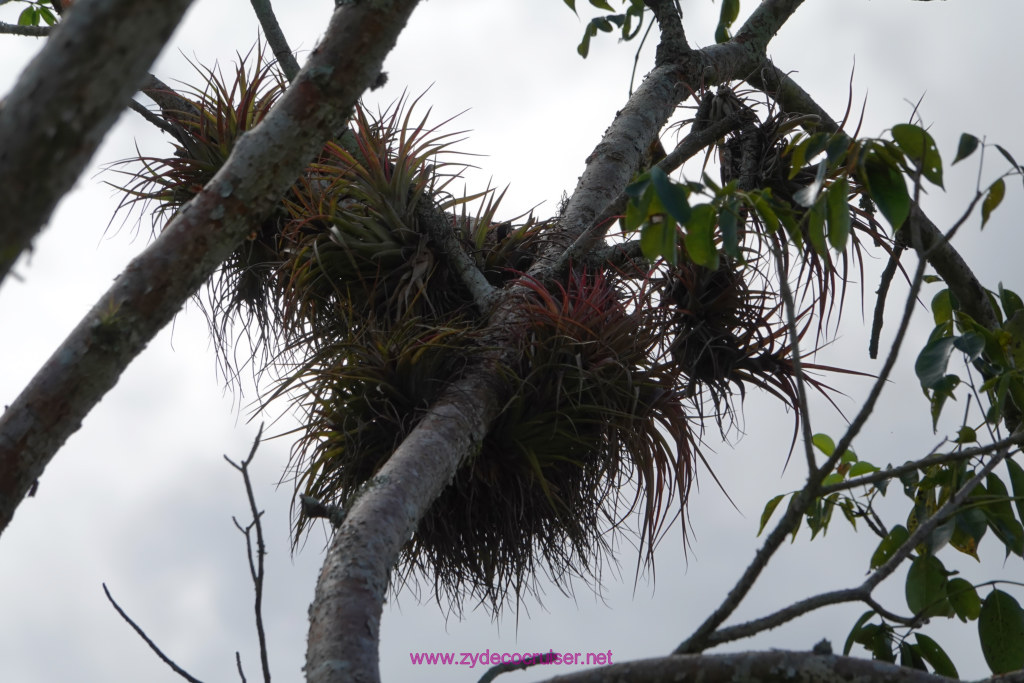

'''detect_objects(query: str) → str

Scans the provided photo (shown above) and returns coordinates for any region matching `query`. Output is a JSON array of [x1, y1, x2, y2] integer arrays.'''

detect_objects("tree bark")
[[0, 0, 423, 535], [536, 650, 971, 683], [0, 0, 194, 284]]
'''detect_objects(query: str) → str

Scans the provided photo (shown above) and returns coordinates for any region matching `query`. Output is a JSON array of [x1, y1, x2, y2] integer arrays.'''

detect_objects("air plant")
[[113, 48, 867, 617]]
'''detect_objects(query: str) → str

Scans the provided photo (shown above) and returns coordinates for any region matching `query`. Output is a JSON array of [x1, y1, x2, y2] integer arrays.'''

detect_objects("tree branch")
[[0, 20, 50, 36], [0, 0, 423, 536], [862, 439, 1015, 597], [539, 650, 951, 683], [102, 583, 205, 683], [307, 9, 827, 680], [820, 431, 1024, 496], [750, 62, 999, 334], [676, 250, 930, 655], [306, 365, 507, 683], [248, 0, 300, 82], [701, 433, 1018, 651], [644, 0, 688, 61], [0, 0, 195, 285], [416, 202, 497, 312], [225, 425, 271, 683], [733, 0, 806, 54]]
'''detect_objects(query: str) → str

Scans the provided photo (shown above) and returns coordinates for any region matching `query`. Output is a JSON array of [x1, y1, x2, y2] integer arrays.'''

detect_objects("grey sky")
[[1, 1, 1023, 681]]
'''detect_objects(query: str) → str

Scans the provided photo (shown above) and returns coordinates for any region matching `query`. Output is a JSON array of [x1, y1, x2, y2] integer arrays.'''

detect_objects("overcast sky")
[[2, 1, 1023, 682]]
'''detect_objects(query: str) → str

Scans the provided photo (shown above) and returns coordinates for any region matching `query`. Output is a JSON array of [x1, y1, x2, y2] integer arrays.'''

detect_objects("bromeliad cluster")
[[112, 49, 852, 614]]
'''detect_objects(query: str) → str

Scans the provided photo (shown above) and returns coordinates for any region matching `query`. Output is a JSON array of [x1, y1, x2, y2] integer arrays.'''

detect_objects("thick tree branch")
[[0, 0, 423, 535], [644, 0, 688, 61], [576, 111, 750, 250], [306, 366, 506, 683], [0, 0, 194, 285], [540, 650, 953, 683], [733, 0, 805, 54]]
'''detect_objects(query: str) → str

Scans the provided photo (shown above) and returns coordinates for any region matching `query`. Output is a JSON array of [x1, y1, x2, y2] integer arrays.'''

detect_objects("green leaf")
[[952, 133, 979, 165], [806, 201, 827, 256], [822, 473, 845, 487], [719, 197, 741, 259], [983, 473, 1024, 557], [684, 203, 718, 269], [899, 641, 926, 671], [892, 123, 944, 188], [18, 6, 37, 26], [577, 31, 592, 58], [862, 155, 911, 230], [932, 290, 953, 325], [948, 577, 981, 622], [640, 220, 677, 265], [981, 178, 1005, 228], [994, 144, 1022, 172], [979, 590, 1024, 674], [721, 0, 740, 22], [905, 555, 952, 618], [649, 167, 691, 224], [844, 611, 876, 655], [955, 426, 977, 444], [751, 193, 780, 234], [999, 285, 1024, 318], [812, 433, 835, 457], [915, 336, 957, 389], [715, 0, 740, 42], [914, 633, 959, 679], [563, 0, 578, 13], [826, 176, 851, 251], [589, 0, 615, 10], [849, 461, 879, 477], [871, 524, 909, 569], [826, 135, 850, 165], [929, 375, 960, 431], [758, 494, 786, 535], [1006, 458, 1024, 529], [953, 331, 985, 361], [38, 6, 56, 26]]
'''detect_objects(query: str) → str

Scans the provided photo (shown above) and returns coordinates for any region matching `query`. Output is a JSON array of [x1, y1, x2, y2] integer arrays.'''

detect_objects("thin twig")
[[820, 431, 1024, 495], [128, 99, 183, 138], [102, 583, 205, 683], [863, 439, 1016, 596], [868, 243, 904, 359], [299, 494, 347, 528], [557, 112, 748, 276], [416, 201, 497, 313], [771, 242, 817, 474], [235, 651, 248, 683], [225, 424, 272, 683], [691, 437, 1015, 650], [675, 209, 932, 655]]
